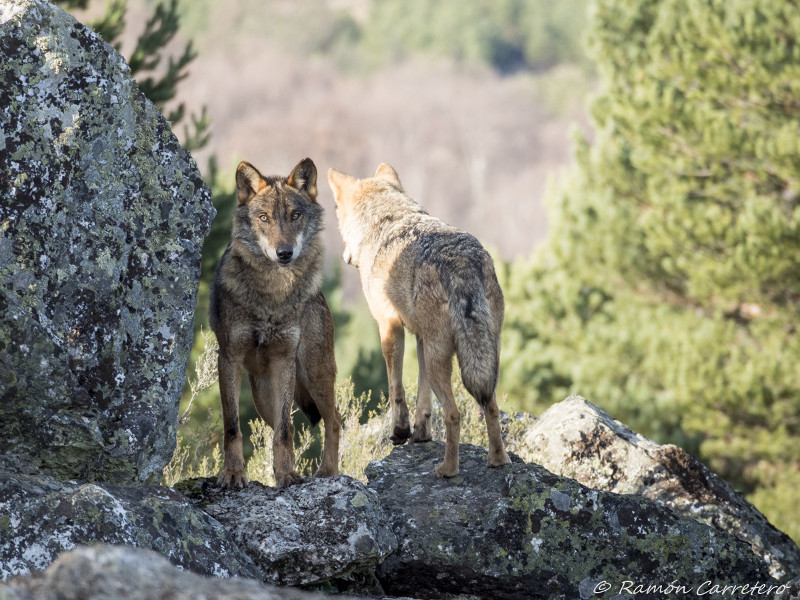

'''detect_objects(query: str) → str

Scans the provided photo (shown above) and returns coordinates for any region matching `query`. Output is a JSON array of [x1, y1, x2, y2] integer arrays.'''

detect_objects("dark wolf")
[[327, 163, 510, 478], [210, 158, 340, 488]]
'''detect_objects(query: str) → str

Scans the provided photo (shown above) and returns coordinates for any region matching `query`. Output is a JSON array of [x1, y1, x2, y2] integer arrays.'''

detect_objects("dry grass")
[[163, 332, 534, 487]]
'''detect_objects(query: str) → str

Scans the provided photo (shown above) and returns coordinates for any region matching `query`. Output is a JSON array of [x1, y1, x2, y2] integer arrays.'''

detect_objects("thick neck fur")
[[231, 235, 322, 300], [350, 181, 443, 268]]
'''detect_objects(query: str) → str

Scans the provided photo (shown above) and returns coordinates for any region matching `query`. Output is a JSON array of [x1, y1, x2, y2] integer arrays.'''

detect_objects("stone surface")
[[777, 575, 800, 600], [523, 395, 800, 581], [0, 0, 214, 484], [0, 470, 260, 582], [0, 545, 353, 600], [180, 476, 398, 587], [366, 442, 772, 600]]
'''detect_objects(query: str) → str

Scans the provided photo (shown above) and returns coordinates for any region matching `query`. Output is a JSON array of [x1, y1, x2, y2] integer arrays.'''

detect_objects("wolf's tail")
[[451, 285, 500, 409]]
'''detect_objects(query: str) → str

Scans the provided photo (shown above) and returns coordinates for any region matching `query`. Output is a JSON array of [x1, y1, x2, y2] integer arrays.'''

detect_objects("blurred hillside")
[[96, 0, 592, 272]]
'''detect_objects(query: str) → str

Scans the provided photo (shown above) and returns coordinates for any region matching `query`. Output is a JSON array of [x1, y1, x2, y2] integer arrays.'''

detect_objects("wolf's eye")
[[291, 210, 301, 221], [259, 213, 269, 223]]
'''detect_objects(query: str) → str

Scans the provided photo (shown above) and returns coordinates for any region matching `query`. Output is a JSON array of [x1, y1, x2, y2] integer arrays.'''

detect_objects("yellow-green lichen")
[[351, 492, 369, 508]]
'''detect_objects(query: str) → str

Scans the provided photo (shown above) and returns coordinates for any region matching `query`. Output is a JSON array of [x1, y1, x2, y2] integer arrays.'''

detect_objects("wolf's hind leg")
[[425, 347, 460, 478], [250, 373, 274, 428], [380, 319, 411, 444], [484, 392, 511, 467], [316, 402, 341, 478], [411, 336, 432, 443], [266, 341, 303, 488], [297, 293, 340, 477], [299, 377, 341, 478]]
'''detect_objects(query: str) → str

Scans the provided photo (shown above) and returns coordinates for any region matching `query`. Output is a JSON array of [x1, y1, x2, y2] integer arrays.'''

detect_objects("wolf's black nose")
[[276, 245, 294, 263]]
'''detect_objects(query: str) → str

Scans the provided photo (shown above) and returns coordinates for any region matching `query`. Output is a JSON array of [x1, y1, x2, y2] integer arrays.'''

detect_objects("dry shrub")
[[164, 333, 534, 487]]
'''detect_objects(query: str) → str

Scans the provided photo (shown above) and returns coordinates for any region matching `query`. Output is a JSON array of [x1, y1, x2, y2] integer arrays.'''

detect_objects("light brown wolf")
[[327, 163, 510, 478], [210, 158, 340, 488]]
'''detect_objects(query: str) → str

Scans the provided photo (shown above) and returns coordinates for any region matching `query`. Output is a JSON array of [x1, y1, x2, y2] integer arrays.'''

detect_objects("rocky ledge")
[[367, 442, 774, 600], [178, 476, 397, 591], [524, 395, 800, 580]]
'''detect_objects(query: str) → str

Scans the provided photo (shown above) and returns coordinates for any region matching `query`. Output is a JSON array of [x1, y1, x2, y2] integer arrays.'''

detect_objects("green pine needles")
[[499, 0, 800, 542]]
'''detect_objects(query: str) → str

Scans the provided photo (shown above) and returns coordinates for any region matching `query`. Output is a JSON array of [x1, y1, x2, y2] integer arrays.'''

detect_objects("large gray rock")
[[523, 395, 800, 581], [777, 575, 800, 600], [0, 545, 353, 600], [775, 575, 800, 600], [366, 442, 772, 600], [0, 0, 214, 484], [0, 470, 260, 582], [180, 476, 398, 588]]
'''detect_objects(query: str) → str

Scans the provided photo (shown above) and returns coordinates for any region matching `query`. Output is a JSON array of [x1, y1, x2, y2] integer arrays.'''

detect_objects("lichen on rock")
[[367, 442, 771, 600], [0, 0, 215, 484], [180, 476, 398, 588], [523, 395, 800, 580], [0, 469, 260, 582]]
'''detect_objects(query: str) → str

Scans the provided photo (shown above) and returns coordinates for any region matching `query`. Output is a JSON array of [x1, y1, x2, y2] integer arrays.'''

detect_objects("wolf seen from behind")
[[327, 163, 511, 478], [210, 158, 340, 488]]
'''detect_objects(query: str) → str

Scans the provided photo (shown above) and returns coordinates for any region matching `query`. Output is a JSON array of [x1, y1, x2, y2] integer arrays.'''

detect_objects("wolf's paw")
[[217, 469, 249, 489], [390, 425, 412, 445], [275, 470, 305, 488], [487, 450, 512, 468], [410, 428, 432, 444], [314, 464, 339, 478], [434, 461, 459, 479]]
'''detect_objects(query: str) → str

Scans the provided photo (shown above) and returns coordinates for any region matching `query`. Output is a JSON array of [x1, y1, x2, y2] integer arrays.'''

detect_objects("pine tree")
[[500, 0, 800, 541]]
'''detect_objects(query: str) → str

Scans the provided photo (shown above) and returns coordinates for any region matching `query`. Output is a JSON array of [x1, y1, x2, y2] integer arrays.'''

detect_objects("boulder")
[[180, 476, 398, 588], [0, 545, 354, 600], [523, 395, 800, 580], [777, 575, 800, 600], [0, 470, 260, 581], [0, 0, 214, 484], [366, 442, 771, 600]]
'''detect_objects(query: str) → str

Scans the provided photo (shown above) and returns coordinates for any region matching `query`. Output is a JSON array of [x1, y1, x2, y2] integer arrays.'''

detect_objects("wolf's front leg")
[[380, 319, 411, 444], [267, 338, 303, 488], [217, 353, 249, 489]]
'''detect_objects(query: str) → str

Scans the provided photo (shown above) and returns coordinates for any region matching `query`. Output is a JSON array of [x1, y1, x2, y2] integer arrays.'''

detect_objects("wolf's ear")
[[236, 161, 268, 205], [287, 158, 318, 200], [374, 163, 403, 191], [327, 168, 358, 205]]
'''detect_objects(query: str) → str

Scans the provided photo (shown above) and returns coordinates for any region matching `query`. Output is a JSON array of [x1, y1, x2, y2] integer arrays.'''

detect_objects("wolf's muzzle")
[[276, 245, 294, 265]]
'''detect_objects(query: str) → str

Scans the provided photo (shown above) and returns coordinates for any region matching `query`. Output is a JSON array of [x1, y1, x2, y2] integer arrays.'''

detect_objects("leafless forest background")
[[77, 0, 592, 296]]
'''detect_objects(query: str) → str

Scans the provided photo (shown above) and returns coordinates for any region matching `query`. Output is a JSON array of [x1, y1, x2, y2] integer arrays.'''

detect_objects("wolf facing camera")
[[328, 163, 511, 478], [210, 158, 340, 488]]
